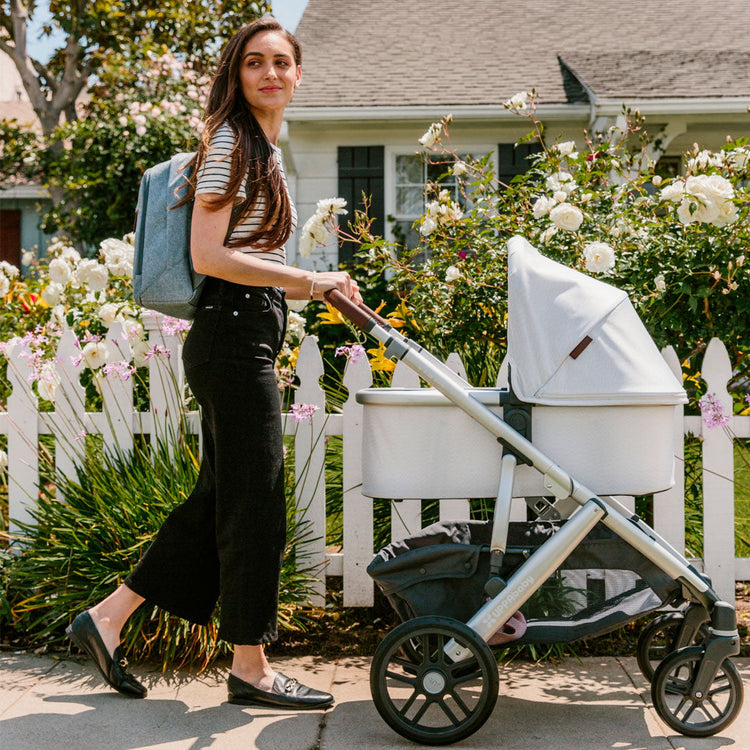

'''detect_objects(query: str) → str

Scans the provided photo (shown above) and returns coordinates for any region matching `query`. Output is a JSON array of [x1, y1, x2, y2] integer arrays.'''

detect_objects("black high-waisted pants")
[[125, 278, 288, 645]]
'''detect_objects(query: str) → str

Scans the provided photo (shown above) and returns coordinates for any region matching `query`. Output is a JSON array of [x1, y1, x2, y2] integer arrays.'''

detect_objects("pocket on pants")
[[182, 308, 219, 368]]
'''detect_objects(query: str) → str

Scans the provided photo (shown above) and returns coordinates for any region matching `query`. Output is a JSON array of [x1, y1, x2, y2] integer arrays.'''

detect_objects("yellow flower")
[[386, 299, 413, 330], [367, 342, 396, 372], [317, 304, 346, 326]]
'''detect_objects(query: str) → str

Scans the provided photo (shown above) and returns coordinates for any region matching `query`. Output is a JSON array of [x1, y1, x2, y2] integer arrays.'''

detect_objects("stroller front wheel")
[[370, 616, 499, 746], [651, 646, 743, 737]]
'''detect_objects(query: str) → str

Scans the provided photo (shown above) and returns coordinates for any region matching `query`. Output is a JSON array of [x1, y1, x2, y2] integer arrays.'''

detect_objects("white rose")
[[77, 258, 98, 284], [286, 298, 309, 313], [505, 91, 529, 111], [86, 263, 110, 291], [420, 216, 438, 236], [51, 304, 67, 325], [555, 141, 578, 158], [123, 320, 144, 342], [298, 233, 315, 258], [445, 265, 461, 282], [42, 282, 64, 306], [316, 197, 347, 215], [0, 448, 7, 471], [287, 311, 306, 340], [82, 341, 109, 370], [37, 365, 60, 403], [712, 200, 739, 227], [418, 122, 442, 148], [98, 303, 119, 327], [553, 190, 567, 203], [60, 246, 81, 264], [660, 182, 685, 203], [133, 340, 151, 368], [452, 161, 469, 176], [22, 250, 35, 266], [540, 225, 558, 244], [651, 175, 663, 188], [583, 241, 616, 274], [727, 148, 750, 170], [545, 171, 576, 196], [549, 202, 584, 232], [0, 261, 19, 279], [48, 257, 73, 285], [532, 196, 556, 219], [0, 274, 9, 298], [654, 274, 667, 293]]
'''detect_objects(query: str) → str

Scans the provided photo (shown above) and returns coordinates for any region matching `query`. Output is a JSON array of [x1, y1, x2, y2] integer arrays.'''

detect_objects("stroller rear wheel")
[[651, 646, 743, 737], [636, 611, 709, 682], [370, 616, 499, 745]]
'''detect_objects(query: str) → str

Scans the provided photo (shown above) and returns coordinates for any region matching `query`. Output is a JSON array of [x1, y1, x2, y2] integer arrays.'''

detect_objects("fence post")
[[101, 322, 135, 457], [700, 338, 735, 602], [294, 337, 327, 605], [52, 329, 87, 486], [143, 312, 183, 451], [7, 343, 38, 542], [390, 360, 422, 539], [342, 353, 373, 606], [654, 346, 686, 554]]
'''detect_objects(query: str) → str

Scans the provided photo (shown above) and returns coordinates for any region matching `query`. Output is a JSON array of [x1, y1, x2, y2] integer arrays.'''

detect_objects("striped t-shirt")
[[195, 122, 296, 264]]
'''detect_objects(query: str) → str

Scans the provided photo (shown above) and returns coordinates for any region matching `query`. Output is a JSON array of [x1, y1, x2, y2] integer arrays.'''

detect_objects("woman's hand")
[[312, 271, 362, 305]]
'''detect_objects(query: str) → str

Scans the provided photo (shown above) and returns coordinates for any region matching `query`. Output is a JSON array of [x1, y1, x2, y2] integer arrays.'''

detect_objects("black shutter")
[[337, 146, 384, 265], [497, 143, 543, 187]]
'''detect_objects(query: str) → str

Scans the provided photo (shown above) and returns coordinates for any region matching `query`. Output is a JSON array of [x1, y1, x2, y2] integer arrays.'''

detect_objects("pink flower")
[[161, 316, 192, 337], [290, 403, 319, 423], [335, 344, 366, 364], [144, 344, 170, 361], [699, 393, 730, 429], [102, 360, 137, 381]]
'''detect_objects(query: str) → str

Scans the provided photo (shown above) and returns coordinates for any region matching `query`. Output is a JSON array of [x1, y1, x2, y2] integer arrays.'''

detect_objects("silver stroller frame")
[[326, 290, 743, 746]]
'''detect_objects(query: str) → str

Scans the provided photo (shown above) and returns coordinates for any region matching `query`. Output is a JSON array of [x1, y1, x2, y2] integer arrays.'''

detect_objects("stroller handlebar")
[[324, 288, 389, 330]]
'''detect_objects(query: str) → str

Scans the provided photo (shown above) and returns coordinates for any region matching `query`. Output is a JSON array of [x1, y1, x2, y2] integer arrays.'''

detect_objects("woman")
[[66, 18, 361, 710]]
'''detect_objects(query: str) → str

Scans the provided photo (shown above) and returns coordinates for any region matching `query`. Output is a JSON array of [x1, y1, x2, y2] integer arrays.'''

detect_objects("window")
[[390, 151, 487, 250]]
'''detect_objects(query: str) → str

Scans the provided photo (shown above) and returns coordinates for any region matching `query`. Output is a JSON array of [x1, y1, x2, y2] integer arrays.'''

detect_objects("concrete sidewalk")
[[1, 651, 748, 749]]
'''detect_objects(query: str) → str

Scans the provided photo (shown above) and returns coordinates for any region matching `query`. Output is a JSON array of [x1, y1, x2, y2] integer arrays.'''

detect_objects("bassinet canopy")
[[506, 236, 687, 407]]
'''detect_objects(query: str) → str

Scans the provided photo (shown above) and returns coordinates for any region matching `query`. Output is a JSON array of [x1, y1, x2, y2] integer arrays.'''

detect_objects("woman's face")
[[238, 30, 301, 117]]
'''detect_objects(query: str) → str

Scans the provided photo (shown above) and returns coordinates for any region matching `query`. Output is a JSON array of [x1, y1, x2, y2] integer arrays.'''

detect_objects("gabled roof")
[[291, 0, 750, 110]]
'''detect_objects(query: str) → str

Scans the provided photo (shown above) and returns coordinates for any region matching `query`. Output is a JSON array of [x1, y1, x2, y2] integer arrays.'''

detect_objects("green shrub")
[[6, 434, 316, 670]]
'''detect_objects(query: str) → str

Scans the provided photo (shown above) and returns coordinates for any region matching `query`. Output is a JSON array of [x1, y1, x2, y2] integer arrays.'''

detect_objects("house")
[[282, 0, 750, 269], [0, 51, 52, 269]]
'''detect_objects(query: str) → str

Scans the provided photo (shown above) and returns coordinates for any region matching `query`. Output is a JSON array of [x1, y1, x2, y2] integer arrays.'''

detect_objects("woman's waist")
[[199, 277, 286, 309]]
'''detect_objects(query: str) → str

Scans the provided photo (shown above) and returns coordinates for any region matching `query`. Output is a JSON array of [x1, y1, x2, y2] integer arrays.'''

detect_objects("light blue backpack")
[[132, 153, 206, 320]]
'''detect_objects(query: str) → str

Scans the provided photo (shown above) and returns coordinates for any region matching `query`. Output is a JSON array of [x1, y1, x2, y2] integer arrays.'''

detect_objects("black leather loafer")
[[227, 672, 333, 710], [66, 611, 147, 698]]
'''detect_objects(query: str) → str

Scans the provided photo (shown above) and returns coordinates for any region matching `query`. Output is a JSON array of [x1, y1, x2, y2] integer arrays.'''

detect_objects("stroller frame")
[[326, 290, 743, 744]]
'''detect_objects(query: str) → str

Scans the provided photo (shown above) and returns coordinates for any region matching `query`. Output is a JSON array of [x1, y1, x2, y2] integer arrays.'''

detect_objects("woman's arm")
[[191, 196, 361, 302]]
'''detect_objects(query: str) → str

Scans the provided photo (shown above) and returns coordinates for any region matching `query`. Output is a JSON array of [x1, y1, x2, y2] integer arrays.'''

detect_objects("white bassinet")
[[356, 237, 687, 499]]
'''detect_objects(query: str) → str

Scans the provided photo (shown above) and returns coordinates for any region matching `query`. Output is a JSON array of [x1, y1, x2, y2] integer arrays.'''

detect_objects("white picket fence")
[[1, 313, 748, 606]]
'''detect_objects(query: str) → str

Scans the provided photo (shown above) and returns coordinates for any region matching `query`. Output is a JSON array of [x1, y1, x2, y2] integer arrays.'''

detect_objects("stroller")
[[325, 236, 743, 745]]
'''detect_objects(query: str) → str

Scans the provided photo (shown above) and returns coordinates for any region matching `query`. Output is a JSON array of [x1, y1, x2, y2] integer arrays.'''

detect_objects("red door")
[[0, 209, 22, 267]]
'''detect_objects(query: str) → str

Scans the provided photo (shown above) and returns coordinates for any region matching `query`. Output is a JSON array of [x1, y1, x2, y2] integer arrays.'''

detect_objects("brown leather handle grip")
[[323, 289, 389, 330]]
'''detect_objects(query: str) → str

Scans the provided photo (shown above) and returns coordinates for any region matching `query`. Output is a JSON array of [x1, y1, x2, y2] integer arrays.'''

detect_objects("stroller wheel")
[[651, 646, 743, 737], [370, 616, 498, 746], [636, 612, 708, 682]]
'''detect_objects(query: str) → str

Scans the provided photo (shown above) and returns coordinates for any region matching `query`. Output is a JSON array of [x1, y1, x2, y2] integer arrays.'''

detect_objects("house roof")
[[291, 0, 750, 110]]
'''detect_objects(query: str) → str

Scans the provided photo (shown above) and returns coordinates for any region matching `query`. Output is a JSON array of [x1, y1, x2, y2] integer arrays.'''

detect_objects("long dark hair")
[[183, 18, 301, 250]]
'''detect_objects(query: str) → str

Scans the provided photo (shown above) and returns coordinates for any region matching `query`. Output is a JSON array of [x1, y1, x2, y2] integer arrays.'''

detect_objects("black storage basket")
[[367, 520, 682, 643]]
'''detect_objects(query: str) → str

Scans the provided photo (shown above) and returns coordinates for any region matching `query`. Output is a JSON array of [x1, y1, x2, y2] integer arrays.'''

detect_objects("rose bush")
[[321, 100, 749, 396]]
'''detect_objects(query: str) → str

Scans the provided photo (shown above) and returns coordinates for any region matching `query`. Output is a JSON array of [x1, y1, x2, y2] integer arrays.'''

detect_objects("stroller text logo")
[[484, 575, 535, 624]]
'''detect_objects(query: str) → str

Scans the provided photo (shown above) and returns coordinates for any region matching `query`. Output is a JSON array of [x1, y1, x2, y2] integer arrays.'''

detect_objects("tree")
[[0, 0, 269, 245]]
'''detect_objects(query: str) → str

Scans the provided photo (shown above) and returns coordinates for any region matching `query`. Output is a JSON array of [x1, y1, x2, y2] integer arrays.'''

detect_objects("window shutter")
[[497, 143, 543, 187], [0, 209, 21, 267], [337, 146, 384, 265]]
